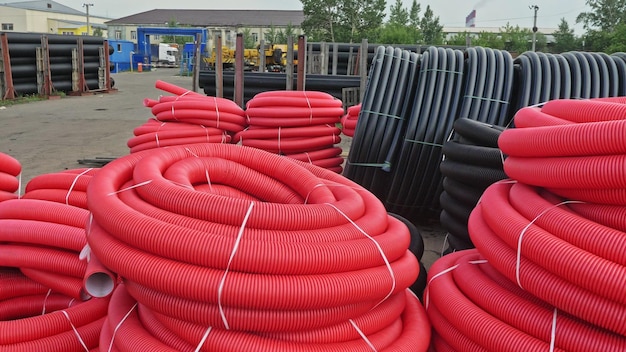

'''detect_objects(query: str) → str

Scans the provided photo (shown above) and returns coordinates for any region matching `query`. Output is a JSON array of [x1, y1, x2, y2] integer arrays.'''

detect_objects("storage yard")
[[2, 42, 626, 350]]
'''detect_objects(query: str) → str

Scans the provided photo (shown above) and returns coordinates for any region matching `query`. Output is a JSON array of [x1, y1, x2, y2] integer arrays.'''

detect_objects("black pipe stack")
[[510, 50, 625, 118], [346, 45, 626, 225], [439, 118, 507, 252], [3, 32, 107, 96], [343, 46, 421, 200]]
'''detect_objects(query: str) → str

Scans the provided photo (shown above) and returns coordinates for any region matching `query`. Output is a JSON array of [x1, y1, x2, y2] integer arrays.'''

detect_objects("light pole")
[[83, 3, 94, 36], [529, 5, 539, 51]]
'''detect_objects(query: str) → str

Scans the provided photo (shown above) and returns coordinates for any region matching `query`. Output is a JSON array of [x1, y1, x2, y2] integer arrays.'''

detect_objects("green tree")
[[499, 23, 532, 53], [472, 31, 504, 49], [576, 0, 626, 32], [419, 5, 443, 45], [264, 25, 279, 45], [92, 27, 103, 37], [607, 23, 626, 52], [408, 0, 421, 28], [551, 18, 578, 53], [241, 28, 256, 49], [300, 0, 386, 43], [337, 0, 386, 42], [445, 32, 469, 46], [581, 29, 612, 52], [388, 0, 408, 26], [276, 23, 296, 44], [300, 0, 341, 42], [378, 0, 419, 44]]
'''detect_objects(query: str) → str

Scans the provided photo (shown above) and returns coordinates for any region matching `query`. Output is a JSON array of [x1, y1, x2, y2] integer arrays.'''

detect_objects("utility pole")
[[529, 5, 539, 51], [83, 3, 94, 36]]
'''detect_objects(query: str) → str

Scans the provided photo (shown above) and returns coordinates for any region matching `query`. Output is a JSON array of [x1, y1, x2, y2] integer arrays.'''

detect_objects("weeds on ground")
[[0, 94, 54, 107]]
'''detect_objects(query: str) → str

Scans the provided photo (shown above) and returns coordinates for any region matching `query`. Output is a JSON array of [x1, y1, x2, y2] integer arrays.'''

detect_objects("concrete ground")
[[0, 67, 446, 269]]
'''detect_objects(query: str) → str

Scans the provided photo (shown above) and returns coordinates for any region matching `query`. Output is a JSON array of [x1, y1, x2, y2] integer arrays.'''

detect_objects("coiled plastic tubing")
[[86, 143, 431, 351]]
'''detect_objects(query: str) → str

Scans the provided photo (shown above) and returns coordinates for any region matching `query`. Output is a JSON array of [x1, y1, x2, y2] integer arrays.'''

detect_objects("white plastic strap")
[[441, 233, 450, 257], [326, 202, 396, 307], [277, 127, 282, 154], [17, 172, 22, 198], [171, 104, 177, 120], [218, 201, 254, 330], [107, 180, 152, 196], [304, 93, 313, 123], [185, 147, 200, 158], [424, 259, 488, 310], [305, 152, 313, 164], [424, 264, 459, 310], [349, 319, 377, 351], [155, 131, 161, 148], [42, 289, 52, 315], [177, 90, 192, 100], [68, 298, 76, 307], [193, 326, 213, 352], [549, 308, 558, 352], [107, 302, 138, 352], [303, 183, 326, 205], [200, 125, 210, 143], [66, 168, 93, 205], [61, 310, 89, 352], [515, 200, 583, 289], [214, 97, 221, 128], [205, 168, 213, 192]]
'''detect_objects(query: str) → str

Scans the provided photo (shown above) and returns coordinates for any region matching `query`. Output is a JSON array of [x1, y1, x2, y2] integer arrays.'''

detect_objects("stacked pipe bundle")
[[438, 118, 507, 252], [0, 198, 110, 351], [612, 53, 626, 96], [341, 103, 361, 137], [383, 46, 467, 220], [236, 90, 345, 173], [455, 47, 515, 125], [425, 97, 626, 351], [425, 249, 626, 351], [86, 143, 431, 351], [0, 152, 21, 202], [344, 46, 421, 199], [4, 32, 107, 95], [22, 168, 99, 209], [510, 51, 624, 118], [130, 81, 244, 153]]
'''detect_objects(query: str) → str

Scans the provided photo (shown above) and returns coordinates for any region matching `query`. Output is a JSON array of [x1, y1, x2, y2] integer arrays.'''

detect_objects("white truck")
[[152, 43, 179, 67]]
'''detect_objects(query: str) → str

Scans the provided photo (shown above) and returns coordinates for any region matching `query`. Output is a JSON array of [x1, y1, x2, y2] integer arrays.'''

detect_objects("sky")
[[44, 0, 589, 33]]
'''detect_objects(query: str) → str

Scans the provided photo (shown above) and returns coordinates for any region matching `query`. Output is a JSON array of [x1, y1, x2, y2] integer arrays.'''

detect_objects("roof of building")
[[106, 9, 304, 27], [1, 0, 84, 16]]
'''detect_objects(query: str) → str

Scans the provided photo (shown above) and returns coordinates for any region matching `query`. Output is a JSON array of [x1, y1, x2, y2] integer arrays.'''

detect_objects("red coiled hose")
[[22, 168, 99, 210], [102, 284, 430, 352], [0, 152, 21, 202], [341, 103, 361, 137], [500, 98, 626, 204], [87, 143, 428, 350], [468, 194, 626, 335], [0, 152, 21, 176], [426, 249, 626, 351], [0, 270, 110, 351], [242, 90, 344, 172]]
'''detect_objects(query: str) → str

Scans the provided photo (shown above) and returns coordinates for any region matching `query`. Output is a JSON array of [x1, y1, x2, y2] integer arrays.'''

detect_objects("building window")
[[252, 32, 259, 43], [154, 35, 160, 40], [117, 44, 122, 52], [115, 30, 122, 39], [62, 31, 73, 35], [81, 32, 87, 36], [1, 23, 13, 31], [131, 31, 137, 40]]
